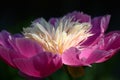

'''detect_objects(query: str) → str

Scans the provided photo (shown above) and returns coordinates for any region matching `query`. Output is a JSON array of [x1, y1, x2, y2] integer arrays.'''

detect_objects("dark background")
[[0, 0, 120, 80]]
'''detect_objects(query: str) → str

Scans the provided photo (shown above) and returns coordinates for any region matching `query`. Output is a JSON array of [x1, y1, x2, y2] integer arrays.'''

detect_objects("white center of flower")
[[23, 18, 93, 54]]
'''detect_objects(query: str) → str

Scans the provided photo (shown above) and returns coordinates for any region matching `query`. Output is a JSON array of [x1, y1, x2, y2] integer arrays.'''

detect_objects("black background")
[[0, 0, 120, 31]]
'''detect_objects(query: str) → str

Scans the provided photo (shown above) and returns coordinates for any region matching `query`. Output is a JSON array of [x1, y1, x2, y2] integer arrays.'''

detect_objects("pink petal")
[[0, 47, 16, 68], [33, 52, 62, 77], [82, 15, 110, 46], [85, 50, 110, 64], [18, 71, 43, 80], [105, 31, 120, 36], [13, 58, 40, 77], [95, 50, 115, 63], [104, 31, 120, 50], [79, 45, 98, 59], [79, 45, 110, 65], [96, 31, 120, 63], [66, 11, 91, 22], [0, 30, 12, 48], [15, 38, 43, 58], [100, 15, 111, 33], [14, 52, 62, 78], [62, 47, 89, 66]]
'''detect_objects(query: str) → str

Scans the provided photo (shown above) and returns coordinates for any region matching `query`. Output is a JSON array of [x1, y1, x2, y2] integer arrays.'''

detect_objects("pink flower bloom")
[[0, 30, 62, 78], [0, 11, 120, 78]]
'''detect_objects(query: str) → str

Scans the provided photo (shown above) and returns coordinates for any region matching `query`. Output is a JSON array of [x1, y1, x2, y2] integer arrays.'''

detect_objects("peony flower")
[[0, 11, 120, 78], [0, 30, 62, 78]]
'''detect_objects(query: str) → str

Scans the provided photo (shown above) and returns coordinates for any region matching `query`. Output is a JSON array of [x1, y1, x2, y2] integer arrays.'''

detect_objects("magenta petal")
[[49, 18, 58, 26], [85, 50, 110, 64], [13, 58, 40, 77], [79, 45, 98, 59], [15, 38, 43, 58], [95, 50, 115, 63], [82, 15, 110, 46], [0, 30, 12, 48], [91, 15, 110, 34], [33, 52, 62, 77], [0, 47, 16, 68], [62, 47, 89, 66], [100, 15, 111, 33], [18, 71, 43, 80], [96, 31, 120, 63], [66, 11, 91, 22], [14, 52, 62, 78], [104, 31, 120, 50], [13, 33, 23, 38]]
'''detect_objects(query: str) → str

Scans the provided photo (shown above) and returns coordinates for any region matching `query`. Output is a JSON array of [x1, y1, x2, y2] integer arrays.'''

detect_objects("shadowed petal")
[[33, 52, 62, 77], [85, 50, 110, 64], [49, 18, 58, 26], [100, 15, 111, 33], [13, 33, 23, 38], [96, 31, 120, 63], [14, 52, 62, 78], [0, 47, 16, 68], [19, 71, 44, 80], [82, 15, 111, 46], [95, 50, 115, 63], [0, 30, 12, 48], [66, 11, 91, 22], [13, 58, 40, 77], [15, 38, 43, 58], [104, 31, 120, 50]]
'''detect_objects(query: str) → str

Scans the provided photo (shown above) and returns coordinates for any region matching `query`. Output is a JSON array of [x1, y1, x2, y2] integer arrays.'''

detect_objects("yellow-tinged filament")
[[23, 18, 93, 54]]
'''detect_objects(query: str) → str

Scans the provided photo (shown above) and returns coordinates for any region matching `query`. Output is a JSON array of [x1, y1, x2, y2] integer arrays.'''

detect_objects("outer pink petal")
[[13, 52, 62, 78], [85, 50, 110, 64], [65, 11, 91, 22], [13, 58, 40, 77], [98, 31, 120, 51], [79, 45, 110, 65], [79, 45, 98, 59], [0, 30, 12, 48], [0, 47, 16, 68], [100, 15, 111, 32], [95, 50, 115, 63], [104, 31, 120, 50], [15, 38, 43, 58], [96, 31, 120, 63], [33, 52, 62, 77], [62, 47, 89, 66], [82, 15, 111, 46], [19, 71, 43, 80]]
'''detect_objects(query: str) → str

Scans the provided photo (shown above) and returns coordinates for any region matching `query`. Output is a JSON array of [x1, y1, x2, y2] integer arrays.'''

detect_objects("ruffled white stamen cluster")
[[23, 18, 93, 54]]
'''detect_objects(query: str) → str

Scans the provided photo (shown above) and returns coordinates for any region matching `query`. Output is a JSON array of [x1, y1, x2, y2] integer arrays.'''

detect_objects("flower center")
[[23, 18, 93, 54]]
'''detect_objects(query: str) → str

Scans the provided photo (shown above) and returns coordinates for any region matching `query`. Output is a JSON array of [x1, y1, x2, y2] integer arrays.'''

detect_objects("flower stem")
[[48, 76, 53, 80], [62, 65, 74, 80]]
